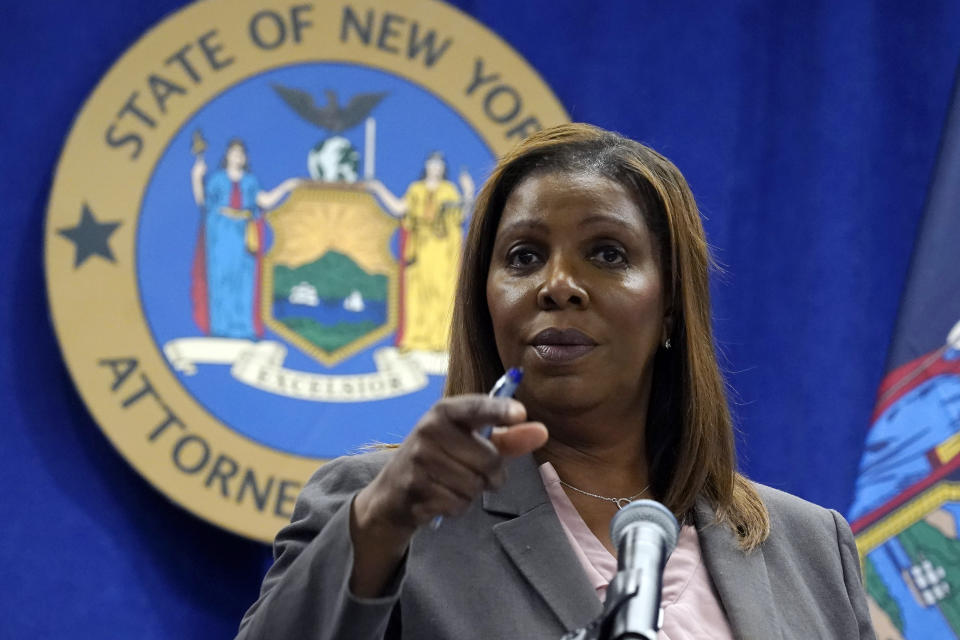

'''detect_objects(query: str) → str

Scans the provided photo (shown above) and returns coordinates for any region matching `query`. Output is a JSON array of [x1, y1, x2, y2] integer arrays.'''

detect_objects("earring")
[[664, 338, 671, 350]]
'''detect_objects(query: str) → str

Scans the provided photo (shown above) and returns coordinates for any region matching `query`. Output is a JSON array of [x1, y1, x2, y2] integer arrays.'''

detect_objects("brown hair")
[[444, 123, 769, 549], [220, 138, 250, 171]]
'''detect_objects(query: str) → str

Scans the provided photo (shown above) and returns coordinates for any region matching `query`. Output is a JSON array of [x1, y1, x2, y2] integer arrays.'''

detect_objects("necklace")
[[558, 479, 650, 510]]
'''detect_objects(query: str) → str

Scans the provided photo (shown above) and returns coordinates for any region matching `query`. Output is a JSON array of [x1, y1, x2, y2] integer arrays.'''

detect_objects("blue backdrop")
[[2, 1, 959, 637]]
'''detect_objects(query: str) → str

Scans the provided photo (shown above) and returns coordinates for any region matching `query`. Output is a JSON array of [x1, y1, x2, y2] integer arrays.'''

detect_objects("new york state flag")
[[849, 67, 960, 639]]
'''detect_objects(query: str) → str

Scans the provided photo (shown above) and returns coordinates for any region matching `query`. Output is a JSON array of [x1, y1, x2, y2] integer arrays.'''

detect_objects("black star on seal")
[[57, 204, 121, 268]]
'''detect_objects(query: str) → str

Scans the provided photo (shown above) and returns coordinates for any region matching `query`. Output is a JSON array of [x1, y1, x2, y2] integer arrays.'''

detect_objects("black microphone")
[[603, 499, 680, 640]]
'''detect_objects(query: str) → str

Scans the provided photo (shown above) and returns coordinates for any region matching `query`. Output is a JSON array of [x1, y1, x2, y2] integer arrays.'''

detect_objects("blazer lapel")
[[483, 455, 603, 631], [695, 497, 783, 640]]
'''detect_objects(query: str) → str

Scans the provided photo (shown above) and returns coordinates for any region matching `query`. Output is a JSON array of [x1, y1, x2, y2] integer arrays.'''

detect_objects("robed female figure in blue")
[[190, 139, 301, 338]]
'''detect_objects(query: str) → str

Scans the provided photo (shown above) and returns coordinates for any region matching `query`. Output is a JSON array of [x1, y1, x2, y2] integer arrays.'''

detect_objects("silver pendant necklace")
[[558, 479, 650, 510]]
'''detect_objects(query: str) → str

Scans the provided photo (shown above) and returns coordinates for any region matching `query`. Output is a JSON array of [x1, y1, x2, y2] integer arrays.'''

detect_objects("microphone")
[[604, 500, 680, 640], [560, 500, 680, 640]]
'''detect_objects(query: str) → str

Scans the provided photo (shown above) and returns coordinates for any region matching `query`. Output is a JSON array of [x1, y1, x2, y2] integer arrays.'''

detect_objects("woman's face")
[[226, 144, 247, 170], [486, 169, 668, 419]]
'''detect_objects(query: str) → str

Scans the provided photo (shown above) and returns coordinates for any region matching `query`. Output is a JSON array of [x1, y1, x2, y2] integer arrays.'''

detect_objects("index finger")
[[433, 395, 526, 431]]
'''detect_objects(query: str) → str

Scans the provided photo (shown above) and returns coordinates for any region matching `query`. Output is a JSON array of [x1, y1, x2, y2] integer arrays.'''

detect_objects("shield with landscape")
[[262, 184, 398, 366]]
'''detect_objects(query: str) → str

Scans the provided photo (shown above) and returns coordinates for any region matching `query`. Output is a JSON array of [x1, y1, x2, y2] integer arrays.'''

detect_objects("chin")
[[521, 379, 599, 416]]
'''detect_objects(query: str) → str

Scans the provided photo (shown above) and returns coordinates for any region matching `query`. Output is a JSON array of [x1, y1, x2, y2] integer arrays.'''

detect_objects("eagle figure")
[[272, 85, 386, 134]]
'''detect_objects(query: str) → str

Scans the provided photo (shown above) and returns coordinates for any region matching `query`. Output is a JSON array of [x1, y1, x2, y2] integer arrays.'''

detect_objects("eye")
[[591, 244, 627, 266], [506, 245, 542, 269]]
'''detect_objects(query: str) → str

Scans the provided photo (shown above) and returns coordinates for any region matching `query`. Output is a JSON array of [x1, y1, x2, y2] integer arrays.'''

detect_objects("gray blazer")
[[237, 450, 875, 640]]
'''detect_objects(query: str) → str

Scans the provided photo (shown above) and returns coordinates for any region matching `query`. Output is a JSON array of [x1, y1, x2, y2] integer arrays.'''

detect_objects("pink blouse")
[[539, 462, 735, 640]]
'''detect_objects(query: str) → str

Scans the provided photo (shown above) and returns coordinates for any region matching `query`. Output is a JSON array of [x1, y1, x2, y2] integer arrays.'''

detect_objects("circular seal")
[[45, 0, 568, 542]]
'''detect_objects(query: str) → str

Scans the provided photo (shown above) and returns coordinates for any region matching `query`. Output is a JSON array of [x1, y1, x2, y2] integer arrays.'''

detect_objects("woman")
[[366, 152, 474, 354], [236, 124, 875, 639], [190, 139, 300, 339]]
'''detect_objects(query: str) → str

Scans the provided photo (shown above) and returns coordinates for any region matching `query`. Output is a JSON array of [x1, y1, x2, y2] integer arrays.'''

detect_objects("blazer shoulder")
[[754, 482, 834, 517], [747, 486, 875, 638], [752, 482, 850, 547]]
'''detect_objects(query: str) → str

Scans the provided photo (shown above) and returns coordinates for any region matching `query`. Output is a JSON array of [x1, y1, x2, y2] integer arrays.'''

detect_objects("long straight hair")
[[444, 123, 769, 549]]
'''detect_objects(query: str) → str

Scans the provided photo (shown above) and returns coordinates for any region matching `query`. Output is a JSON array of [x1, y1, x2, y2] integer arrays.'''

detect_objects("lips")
[[529, 328, 597, 363]]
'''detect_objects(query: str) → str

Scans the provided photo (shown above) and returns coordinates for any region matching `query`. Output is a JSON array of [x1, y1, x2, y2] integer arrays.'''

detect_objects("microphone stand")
[[561, 587, 657, 640], [560, 557, 662, 640]]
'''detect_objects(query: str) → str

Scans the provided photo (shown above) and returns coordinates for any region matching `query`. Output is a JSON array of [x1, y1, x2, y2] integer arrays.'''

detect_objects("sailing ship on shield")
[[164, 85, 475, 401]]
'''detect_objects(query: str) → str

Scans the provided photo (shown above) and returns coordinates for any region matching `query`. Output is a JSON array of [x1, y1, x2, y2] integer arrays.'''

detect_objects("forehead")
[[497, 169, 649, 234]]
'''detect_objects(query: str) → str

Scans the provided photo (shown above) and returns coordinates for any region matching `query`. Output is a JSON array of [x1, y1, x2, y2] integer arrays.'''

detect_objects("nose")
[[536, 254, 589, 310]]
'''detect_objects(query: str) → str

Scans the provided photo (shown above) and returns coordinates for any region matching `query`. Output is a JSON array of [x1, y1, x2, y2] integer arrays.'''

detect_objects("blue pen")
[[430, 367, 524, 530]]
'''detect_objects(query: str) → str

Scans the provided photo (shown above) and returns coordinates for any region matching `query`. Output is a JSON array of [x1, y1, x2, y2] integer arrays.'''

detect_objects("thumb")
[[489, 422, 548, 457]]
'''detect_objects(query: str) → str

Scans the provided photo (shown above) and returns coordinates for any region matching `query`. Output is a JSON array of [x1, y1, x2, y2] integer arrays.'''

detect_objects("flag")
[[847, 66, 960, 639]]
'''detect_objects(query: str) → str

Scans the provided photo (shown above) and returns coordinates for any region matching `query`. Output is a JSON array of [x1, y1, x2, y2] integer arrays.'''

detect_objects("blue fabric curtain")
[[2, 1, 958, 636]]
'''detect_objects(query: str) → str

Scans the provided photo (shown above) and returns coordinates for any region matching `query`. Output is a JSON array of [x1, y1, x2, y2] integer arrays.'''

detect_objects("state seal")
[[45, 0, 568, 542]]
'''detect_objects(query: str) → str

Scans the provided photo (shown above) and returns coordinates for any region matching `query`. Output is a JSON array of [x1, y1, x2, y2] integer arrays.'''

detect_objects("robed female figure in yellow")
[[367, 152, 474, 354]]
